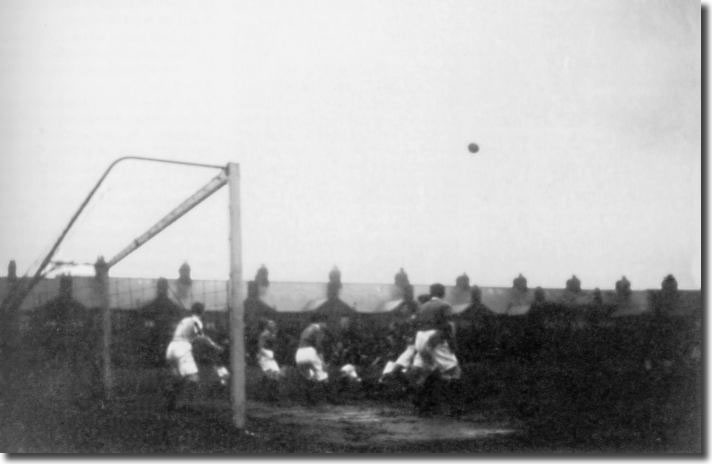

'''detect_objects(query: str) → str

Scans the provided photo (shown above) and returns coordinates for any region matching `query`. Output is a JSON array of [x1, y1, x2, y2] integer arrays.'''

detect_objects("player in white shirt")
[[165, 302, 224, 409]]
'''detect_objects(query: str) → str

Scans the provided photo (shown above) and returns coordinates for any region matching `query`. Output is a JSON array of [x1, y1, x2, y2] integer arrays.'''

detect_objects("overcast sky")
[[0, 0, 701, 290]]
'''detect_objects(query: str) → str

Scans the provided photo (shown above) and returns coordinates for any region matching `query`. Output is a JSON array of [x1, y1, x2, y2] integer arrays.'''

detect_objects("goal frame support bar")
[[106, 171, 228, 268]]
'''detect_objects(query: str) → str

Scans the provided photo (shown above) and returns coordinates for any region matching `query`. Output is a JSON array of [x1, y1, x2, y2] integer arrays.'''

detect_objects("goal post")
[[227, 162, 246, 430]]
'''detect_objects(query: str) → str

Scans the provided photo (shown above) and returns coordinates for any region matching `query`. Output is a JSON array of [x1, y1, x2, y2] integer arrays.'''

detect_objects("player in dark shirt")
[[379, 307, 417, 383], [256, 319, 283, 379], [295, 315, 329, 382], [413, 285, 459, 376], [410, 284, 462, 415], [255, 318, 283, 401]]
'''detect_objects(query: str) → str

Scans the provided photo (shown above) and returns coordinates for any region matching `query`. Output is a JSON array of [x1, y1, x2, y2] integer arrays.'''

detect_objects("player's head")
[[417, 294, 431, 305], [259, 318, 277, 332], [429, 283, 446, 299], [191, 302, 205, 316]]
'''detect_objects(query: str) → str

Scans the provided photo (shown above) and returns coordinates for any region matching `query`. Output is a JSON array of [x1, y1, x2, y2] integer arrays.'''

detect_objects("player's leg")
[[164, 343, 182, 410], [174, 347, 201, 409], [419, 371, 443, 415], [433, 341, 464, 415], [180, 373, 200, 407], [165, 374, 182, 410]]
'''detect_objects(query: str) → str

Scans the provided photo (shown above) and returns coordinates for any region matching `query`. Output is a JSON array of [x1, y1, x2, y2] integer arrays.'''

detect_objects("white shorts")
[[257, 348, 281, 375], [340, 363, 361, 382], [395, 344, 416, 369], [382, 344, 417, 376], [413, 330, 461, 379], [295, 346, 328, 382], [382, 361, 398, 376], [166, 340, 198, 377]]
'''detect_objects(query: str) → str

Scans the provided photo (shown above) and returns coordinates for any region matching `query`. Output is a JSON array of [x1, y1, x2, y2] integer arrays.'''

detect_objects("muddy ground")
[[0, 358, 525, 454], [0, 346, 702, 454]]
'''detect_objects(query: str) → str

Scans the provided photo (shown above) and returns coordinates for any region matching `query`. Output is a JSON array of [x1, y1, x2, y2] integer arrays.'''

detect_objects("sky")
[[0, 0, 702, 290]]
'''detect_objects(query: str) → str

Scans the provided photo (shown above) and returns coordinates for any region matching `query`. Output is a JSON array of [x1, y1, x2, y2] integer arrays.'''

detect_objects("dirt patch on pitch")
[[238, 401, 520, 448]]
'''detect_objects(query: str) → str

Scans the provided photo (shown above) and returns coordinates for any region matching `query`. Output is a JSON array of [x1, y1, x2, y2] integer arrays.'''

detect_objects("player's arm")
[[257, 331, 270, 351], [314, 326, 326, 355], [427, 331, 444, 349], [195, 323, 224, 352], [447, 320, 458, 352], [437, 306, 456, 345]]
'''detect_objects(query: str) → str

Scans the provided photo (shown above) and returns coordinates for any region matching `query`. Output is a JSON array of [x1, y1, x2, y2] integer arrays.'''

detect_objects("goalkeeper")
[[165, 302, 224, 409]]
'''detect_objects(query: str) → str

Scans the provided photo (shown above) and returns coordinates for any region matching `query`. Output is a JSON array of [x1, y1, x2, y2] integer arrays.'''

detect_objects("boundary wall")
[[0, 275, 701, 317]]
